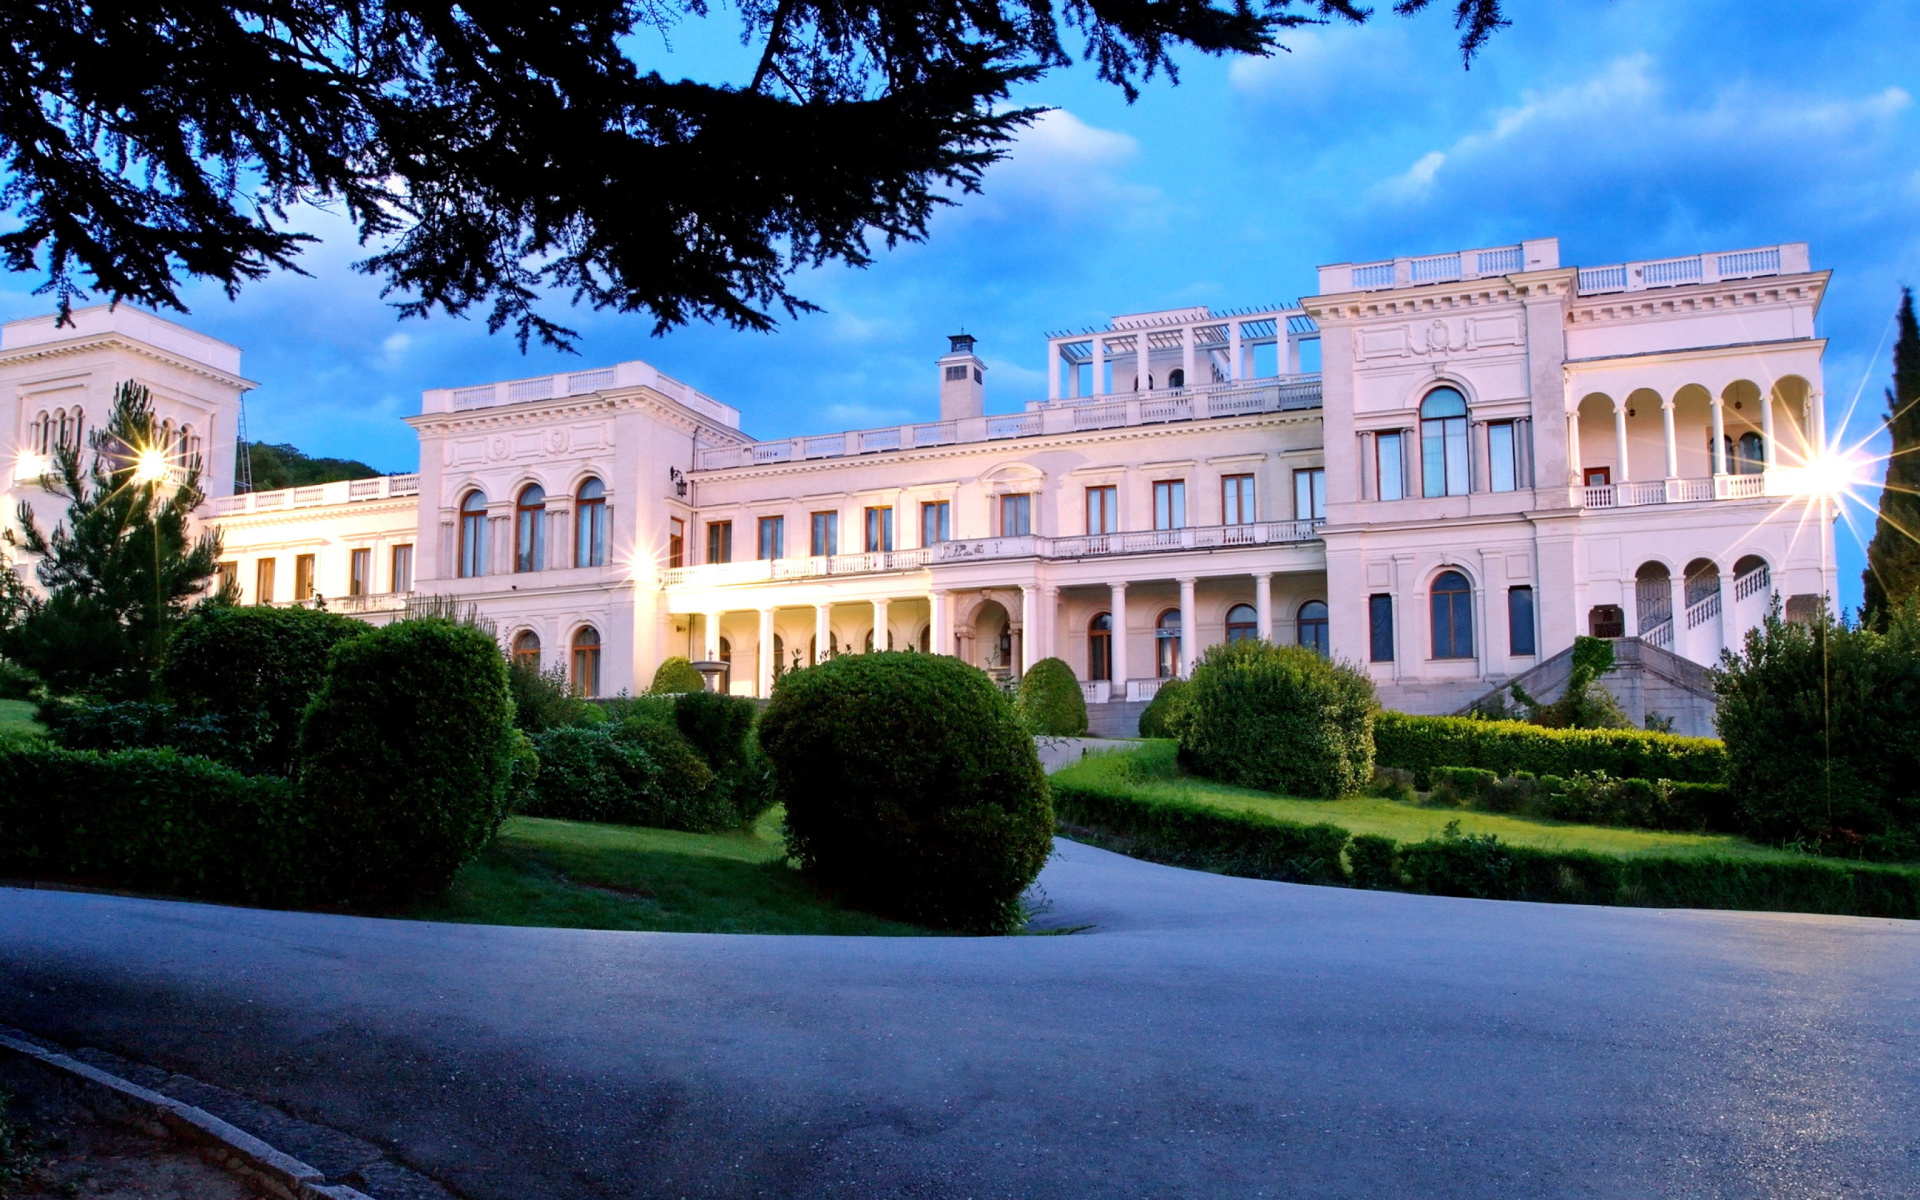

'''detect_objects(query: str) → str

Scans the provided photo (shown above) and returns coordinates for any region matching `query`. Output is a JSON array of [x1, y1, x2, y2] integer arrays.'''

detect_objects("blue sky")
[[4, 0, 1916, 611]]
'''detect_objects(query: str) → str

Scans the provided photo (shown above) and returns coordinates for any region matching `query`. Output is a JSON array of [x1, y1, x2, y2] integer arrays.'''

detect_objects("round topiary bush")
[[650, 656, 706, 694], [298, 618, 517, 903], [1136, 678, 1189, 739], [161, 604, 369, 774], [1177, 640, 1378, 798], [1016, 657, 1088, 736], [759, 653, 1053, 933]]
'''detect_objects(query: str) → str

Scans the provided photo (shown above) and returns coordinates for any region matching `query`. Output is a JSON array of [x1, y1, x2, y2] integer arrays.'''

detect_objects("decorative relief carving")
[[1355, 313, 1525, 362], [487, 435, 508, 461]]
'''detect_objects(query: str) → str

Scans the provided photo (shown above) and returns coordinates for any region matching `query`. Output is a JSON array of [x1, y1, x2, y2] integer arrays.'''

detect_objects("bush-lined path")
[[2, 841, 1916, 1199]]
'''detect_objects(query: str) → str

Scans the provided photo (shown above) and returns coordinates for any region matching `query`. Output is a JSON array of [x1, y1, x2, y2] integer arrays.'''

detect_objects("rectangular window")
[[757, 515, 785, 560], [920, 501, 950, 545], [1293, 468, 1327, 521], [215, 561, 237, 595], [1000, 493, 1031, 537], [667, 517, 685, 569], [1152, 480, 1186, 530], [390, 544, 413, 593], [1086, 486, 1118, 535], [255, 558, 276, 604], [810, 511, 838, 556], [1377, 433, 1405, 501], [1509, 586, 1537, 656], [707, 521, 733, 564], [349, 548, 371, 597], [1369, 594, 1395, 662], [1490, 422, 1518, 493], [294, 554, 316, 601], [1222, 475, 1255, 526], [864, 506, 894, 553]]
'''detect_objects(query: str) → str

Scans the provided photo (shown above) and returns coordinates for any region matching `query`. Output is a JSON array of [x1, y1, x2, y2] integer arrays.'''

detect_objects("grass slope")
[[0, 700, 40, 738], [409, 810, 929, 936], [1056, 740, 1812, 864]]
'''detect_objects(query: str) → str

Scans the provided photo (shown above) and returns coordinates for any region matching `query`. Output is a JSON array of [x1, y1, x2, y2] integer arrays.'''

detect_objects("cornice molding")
[[204, 496, 419, 529], [0, 332, 259, 393], [405, 385, 751, 445], [1564, 271, 1829, 327]]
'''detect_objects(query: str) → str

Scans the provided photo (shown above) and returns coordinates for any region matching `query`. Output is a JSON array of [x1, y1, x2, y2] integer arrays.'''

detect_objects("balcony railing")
[[663, 519, 1324, 588], [692, 376, 1322, 471], [211, 473, 420, 517], [1575, 472, 1776, 510], [1576, 243, 1809, 295]]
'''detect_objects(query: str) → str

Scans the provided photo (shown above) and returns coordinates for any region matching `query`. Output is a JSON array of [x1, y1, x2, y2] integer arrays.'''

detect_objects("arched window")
[[56, 408, 72, 452], [31, 412, 49, 454], [179, 424, 196, 461], [576, 478, 607, 567], [1430, 571, 1473, 659], [64, 408, 82, 451], [1225, 604, 1259, 643], [571, 626, 601, 697], [459, 490, 489, 578], [1736, 431, 1765, 475], [1420, 387, 1470, 498], [511, 630, 541, 669], [1168, 368, 1186, 389], [1155, 608, 1182, 678], [1297, 601, 1329, 656], [1088, 612, 1112, 681], [515, 484, 546, 573]]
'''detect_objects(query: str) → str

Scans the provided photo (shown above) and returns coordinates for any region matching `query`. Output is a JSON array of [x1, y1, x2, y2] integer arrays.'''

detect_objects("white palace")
[[3, 236, 1838, 735]]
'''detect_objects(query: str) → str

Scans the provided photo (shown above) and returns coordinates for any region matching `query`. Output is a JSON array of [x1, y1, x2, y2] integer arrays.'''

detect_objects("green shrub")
[[298, 618, 517, 903], [1346, 834, 1401, 889], [521, 725, 668, 824], [1428, 766, 1498, 807], [673, 689, 777, 827], [1052, 769, 1350, 885], [0, 741, 310, 904], [507, 658, 594, 731], [1715, 600, 1920, 859], [1016, 657, 1088, 736], [1374, 711, 1726, 789], [650, 656, 706, 694], [760, 653, 1052, 933], [38, 697, 229, 760], [0, 660, 41, 701], [1177, 640, 1377, 798], [160, 604, 369, 774], [1428, 768, 1738, 833], [1136, 678, 1188, 738], [1363, 767, 1417, 804]]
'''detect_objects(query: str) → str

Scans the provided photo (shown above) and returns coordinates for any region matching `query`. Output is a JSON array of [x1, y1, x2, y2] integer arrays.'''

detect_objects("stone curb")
[[0, 1028, 374, 1200]]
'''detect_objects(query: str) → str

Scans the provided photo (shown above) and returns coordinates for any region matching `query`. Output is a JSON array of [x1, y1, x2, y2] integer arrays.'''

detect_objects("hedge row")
[[1051, 769, 1920, 919], [1375, 712, 1726, 788], [1426, 765, 1739, 834]]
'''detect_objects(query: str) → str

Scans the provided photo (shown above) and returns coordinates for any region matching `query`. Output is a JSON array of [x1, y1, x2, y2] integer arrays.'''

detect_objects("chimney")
[[937, 333, 985, 421]]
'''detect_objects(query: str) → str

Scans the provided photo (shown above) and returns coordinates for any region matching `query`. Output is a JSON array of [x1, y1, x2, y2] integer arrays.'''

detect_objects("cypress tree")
[[1863, 289, 1920, 627]]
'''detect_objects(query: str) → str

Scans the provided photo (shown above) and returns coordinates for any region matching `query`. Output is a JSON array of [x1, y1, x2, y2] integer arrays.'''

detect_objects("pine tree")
[[2, 381, 222, 697], [1863, 289, 1920, 627]]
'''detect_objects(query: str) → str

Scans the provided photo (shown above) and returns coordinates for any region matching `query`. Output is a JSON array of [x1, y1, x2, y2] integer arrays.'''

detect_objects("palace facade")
[[2, 236, 1838, 734]]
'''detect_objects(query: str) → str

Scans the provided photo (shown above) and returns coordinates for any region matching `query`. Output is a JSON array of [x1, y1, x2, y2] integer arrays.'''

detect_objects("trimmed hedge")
[[761, 653, 1053, 933], [0, 742, 311, 904], [1052, 751, 1920, 919], [650, 656, 706, 694], [1178, 641, 1376, 798], [1375, 712, 1726, 789], [1136, 679, 1189, 738], [1428, 766, 1738, 833], [160, 604, 370, 775], [1016, 657, 1088, 736], [299, 618, 518, 903]]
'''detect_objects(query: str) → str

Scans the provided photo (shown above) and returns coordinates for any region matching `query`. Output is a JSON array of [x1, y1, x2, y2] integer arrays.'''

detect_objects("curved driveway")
[[2, 840, 1917, 1199]]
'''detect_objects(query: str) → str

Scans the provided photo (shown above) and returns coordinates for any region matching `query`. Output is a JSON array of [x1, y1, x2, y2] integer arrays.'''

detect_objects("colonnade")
[[1567, 382, 1824, 486]]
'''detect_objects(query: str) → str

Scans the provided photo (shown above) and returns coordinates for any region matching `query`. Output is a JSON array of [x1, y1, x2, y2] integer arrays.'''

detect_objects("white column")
[[1091, 335, 1107, 397], [929, 589, 948, 656], [1716, 559, 1736, 655], [873, 596, 890, 652], [1661, 397, 1679, 479], [1020, 584, 1039, 673], [814, 602, 831, 663], [703, 611, 722, 662], [1039, 584, 1058, 664], [1254, 572, 1273, 643], [1181, 326, 1195, 389], [1135, 333, 1149, 392], [1048, 343, 1061, 401], [1227, 321, 1243, 381], [1761, 390, 1777, 468], [757, 607, 775, 696], [1566, 409, 1582, 485], [1178, 576, 1198, 675], [1711, 395, 1727, 474], [1810, 390, 1827, 453], [1613, 403, 1631, 484], [1110, 582, 1129, 686]]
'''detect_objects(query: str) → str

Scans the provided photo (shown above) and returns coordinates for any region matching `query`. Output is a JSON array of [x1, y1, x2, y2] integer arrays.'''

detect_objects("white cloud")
[[963, 109, 1159, 223]]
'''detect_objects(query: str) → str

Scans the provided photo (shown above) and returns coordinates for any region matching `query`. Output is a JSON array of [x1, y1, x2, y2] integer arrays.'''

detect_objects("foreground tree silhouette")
[[0, 0, 1507, 350], [1863, 289, 1920, 627], [3, 382, 222, 697]]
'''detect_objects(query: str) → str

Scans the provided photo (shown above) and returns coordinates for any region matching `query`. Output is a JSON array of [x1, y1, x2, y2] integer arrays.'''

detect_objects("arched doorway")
[[1635, 562, 1673, 642], [1154, 609, 1181, 678], [1088, 612, 1112, 681], [971, 599, 1013, 676]]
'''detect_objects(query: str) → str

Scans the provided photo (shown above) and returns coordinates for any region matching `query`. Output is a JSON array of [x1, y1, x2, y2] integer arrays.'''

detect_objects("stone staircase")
[[1455, 637, 1719, 736]]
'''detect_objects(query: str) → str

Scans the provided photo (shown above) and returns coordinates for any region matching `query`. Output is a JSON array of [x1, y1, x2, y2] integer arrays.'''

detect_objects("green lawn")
[[407, 809, 931, 935], [0, 699, 40, 738], [1055, 741, 1815, 864]]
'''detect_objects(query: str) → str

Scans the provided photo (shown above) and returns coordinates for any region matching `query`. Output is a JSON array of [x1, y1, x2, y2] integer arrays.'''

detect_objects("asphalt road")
[[2, 841, 1917, 1199]]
